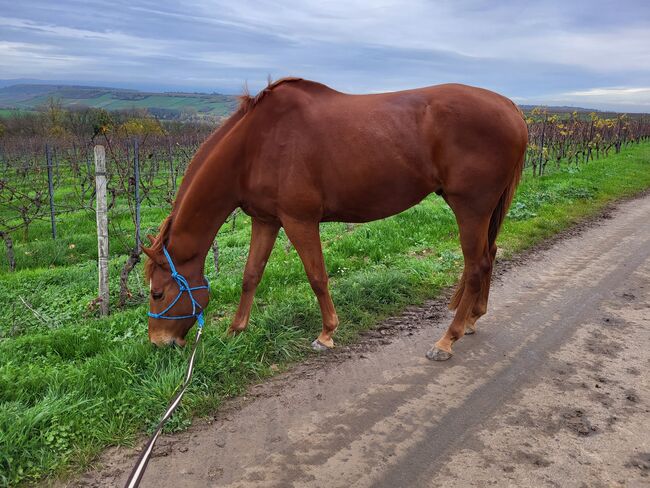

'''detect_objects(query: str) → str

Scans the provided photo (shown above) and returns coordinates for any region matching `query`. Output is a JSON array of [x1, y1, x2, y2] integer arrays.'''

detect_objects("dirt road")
[[75, 195, 650, 488]]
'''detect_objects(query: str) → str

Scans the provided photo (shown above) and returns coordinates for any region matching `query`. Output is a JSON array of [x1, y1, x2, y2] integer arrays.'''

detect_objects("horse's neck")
[[167, 132, 241, 266], [174, 109, 245, 205]]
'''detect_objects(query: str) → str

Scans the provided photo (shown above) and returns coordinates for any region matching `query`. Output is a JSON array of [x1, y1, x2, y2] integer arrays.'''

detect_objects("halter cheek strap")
[[147, 245, 210, 328]]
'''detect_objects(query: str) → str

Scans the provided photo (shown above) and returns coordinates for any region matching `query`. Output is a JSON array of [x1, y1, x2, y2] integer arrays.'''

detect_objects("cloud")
[[0, 16, 176, 58], [0, 0, 649, 111], [0, 40, 89, 74], [556, 87, 650, 109], [567, 87, 650, 97]]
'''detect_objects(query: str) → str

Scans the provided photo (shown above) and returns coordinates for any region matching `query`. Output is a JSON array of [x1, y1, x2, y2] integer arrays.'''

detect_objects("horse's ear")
[[141, 246, 155, 260], [141, 246, 166, 268], [147, 234, 157, 245]]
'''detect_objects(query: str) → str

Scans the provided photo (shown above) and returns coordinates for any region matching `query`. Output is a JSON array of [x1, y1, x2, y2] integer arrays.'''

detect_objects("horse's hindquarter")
[[241, 82, 526, 224], [427, 85, 528, 204]]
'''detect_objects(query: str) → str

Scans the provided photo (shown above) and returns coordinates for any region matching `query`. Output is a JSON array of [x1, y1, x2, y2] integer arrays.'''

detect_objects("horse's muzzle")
[[149, 334, 187, 347]]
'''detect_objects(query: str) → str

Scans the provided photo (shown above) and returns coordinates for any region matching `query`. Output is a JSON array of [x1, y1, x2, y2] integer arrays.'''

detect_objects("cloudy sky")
[[1, 0, 649, 111]]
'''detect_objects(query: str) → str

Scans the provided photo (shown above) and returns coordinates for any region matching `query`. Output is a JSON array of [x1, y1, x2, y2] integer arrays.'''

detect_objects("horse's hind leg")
[[282, 218, 339, 350], [229, 218, 280, 334], [465, 242, 497, 335], [427, 204, 492, 360]]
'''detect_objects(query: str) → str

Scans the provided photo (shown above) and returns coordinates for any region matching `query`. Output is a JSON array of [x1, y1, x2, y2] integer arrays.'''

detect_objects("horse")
[[142, 77, 528, 360]]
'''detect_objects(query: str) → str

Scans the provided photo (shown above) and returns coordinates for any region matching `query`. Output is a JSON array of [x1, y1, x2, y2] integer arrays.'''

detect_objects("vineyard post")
[[585, 118, 594, 163], [640, 116, 645, 144], [615, 117, 622, 153], [168, 139, 176, 196], [0, 144, 5, 173], [45, 144, 57, 239], [94, 145, 109, 316], [0, 231, 16, 272], [134, 139, 141, 252], [537, 113, 547, 177]]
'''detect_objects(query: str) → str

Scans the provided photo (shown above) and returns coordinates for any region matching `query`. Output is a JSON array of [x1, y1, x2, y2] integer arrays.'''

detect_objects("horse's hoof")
[[426, 347, 453, 361], [311, 339, 332, 352], [464, 327, 476, 335]]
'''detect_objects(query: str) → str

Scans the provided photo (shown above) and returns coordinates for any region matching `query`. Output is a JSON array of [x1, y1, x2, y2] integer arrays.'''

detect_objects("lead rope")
[[124, 324, 203, 488]]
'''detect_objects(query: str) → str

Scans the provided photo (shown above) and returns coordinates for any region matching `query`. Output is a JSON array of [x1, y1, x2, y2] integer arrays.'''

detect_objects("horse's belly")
[[322, 173, 436, 223]]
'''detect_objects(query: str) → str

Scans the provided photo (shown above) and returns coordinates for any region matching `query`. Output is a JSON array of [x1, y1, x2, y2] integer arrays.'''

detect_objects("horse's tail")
[[449, 152, 525, 310], [487, 153, 524, 250]]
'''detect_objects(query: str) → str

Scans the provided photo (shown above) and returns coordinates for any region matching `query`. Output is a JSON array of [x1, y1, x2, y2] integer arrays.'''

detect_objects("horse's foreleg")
[[229, 218, 280, 334], [282, 218, 339, 350], [427, 209, 491, 360]]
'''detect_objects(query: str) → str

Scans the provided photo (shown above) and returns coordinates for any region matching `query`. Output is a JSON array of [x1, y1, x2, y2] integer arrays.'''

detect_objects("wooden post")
[[46, 144, 57, 239], [168, 140, 176, 197], [94, 145, 109, 316], [537, 114, 546, 177], [0, 231, 16, 272]]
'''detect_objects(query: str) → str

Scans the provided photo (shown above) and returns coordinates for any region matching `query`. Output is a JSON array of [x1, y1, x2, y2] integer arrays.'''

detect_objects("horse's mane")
[[237, 77, 303, 114], [144, 214, 173, 280]]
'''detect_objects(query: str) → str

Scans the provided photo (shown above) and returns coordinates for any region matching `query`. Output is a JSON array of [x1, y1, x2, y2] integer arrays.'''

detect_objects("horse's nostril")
[[151, 291, 163, 300]]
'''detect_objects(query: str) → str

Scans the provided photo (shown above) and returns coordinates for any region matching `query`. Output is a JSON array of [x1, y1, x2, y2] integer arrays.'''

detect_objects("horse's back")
[[256, 80, 527, 168], [239, 79, 527, 223]]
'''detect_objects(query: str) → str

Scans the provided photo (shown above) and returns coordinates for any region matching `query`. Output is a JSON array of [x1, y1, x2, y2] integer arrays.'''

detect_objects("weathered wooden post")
[[45, 144, 57, 239], [537, 113, 547, 176], [168, 139, 176, 196], [0, 231, 16, 272], [94, 145, 109, 316]]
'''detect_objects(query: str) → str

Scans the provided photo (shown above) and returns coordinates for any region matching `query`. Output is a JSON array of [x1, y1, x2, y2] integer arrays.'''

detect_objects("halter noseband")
[[147, 245, 210, 328]]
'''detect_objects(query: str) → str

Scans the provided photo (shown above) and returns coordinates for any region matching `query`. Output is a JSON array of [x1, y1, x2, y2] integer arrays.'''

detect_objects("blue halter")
[[147, 245, 210, 328]]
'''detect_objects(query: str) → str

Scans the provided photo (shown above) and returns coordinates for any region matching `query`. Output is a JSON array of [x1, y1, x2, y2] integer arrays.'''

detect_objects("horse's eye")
[[151, 290, 163, 300]]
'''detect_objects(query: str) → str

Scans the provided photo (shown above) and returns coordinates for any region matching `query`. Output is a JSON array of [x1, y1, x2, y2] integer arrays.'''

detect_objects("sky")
[[1, 0, 649, 111]]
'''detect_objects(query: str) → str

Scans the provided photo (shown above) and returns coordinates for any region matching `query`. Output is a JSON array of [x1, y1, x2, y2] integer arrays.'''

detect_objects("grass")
[[0, 109, 28, 117], [1, 142, 650, 486]]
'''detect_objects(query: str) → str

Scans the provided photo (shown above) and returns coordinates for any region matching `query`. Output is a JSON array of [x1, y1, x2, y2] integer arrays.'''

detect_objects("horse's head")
[[142, 235, 210, 346]]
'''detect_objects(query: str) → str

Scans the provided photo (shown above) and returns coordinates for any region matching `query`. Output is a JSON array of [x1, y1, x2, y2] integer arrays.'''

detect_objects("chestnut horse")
[[143, 78, 527, 360]]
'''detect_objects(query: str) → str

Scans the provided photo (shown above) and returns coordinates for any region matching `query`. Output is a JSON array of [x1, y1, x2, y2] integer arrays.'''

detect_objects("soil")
[[59, 194, 650, 488]]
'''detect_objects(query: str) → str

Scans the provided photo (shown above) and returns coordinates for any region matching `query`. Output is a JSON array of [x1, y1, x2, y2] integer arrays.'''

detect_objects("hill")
[[519, 104, 598, 113], [0, 83, 239, 120], [0, 82, 617, 121]]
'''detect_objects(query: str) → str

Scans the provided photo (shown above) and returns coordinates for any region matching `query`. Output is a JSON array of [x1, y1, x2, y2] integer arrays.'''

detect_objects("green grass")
[[1, 142, 650, 486], [0, 109, 38, 119]]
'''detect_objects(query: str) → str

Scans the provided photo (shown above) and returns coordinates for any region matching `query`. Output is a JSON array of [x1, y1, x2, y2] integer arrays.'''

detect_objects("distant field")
[[0, 84, 239, 118], [0, 108, 35, 117]]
